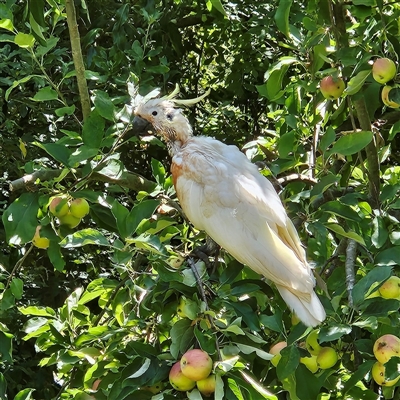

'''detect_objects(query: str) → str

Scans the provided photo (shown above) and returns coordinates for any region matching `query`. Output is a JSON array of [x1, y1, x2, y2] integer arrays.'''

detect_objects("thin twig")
[[345, 239, 357, 308], [6, 245, 34, 288]]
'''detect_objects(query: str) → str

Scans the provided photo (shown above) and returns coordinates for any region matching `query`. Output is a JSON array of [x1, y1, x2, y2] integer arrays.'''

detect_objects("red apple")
[[169, 361, 196, 391], [49, 196, 69, 217], [180, 349, 213, 381], [69, 198, 90, 218], [373, 334, 400, 364], [196, 374, 216, 397], [372, 58, 396, 84], [269, 341, 287, 367], [320, 76, 345, 100]]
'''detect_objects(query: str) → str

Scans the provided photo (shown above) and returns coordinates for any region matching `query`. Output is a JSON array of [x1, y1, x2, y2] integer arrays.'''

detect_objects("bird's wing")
[[173, 137, 315, 297]]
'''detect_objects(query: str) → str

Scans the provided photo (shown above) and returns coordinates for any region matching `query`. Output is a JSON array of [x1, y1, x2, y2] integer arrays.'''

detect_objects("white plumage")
[[134, 93, 326, 327]]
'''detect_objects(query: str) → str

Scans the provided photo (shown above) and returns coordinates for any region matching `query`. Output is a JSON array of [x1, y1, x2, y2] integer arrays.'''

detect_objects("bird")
[[132, 88, 326, 327]]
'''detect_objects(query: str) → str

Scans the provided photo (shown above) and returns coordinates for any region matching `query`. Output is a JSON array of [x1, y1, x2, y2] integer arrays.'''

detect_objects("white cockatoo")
[[133, 88, 326, 327]]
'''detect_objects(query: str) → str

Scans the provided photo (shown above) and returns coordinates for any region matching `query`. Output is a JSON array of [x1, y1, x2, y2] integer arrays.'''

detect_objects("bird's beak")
[[132, 115, 153, 136]]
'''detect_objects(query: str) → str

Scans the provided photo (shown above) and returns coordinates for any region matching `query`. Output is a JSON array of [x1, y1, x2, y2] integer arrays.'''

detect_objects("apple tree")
[[0, 0, 399, 399]]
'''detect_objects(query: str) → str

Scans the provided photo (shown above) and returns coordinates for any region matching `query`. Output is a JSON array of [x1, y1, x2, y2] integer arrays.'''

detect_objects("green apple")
[[373, 334, 400, 364], [300, 355, 319, 373], [306, 329, 321, 356], [320, 76, 345, 100], [58, 212, 81, 228], [316, 347, 338, 369], [69, 198, 90, 218], [372, 58, 397, 84], [143, 382, 164, 394], [169, 361, 196, 391], [49, 196, 69, 217], [180, 349, 213, 381], [269, 341, 287, 367], [32, 226, 50, 249], [196, 374, 216, 397], [381, 86, 400, 108], [371, 361, 400, 386], [378, 276, 400, 299]]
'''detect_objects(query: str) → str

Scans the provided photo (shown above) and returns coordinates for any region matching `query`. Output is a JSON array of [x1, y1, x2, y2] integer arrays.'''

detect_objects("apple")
[[378, 276, 400, 299], [372, 58, 397, 84], [269, 341, 287, 367], [49, 196, 69, 217], [69, 198, 90, 218], [91, 379, 101, 390], [373, 334, 400, 364], [316, 347, 338, 369], [180, 349, 213, 381], [58, 212, 81, 228], [169, 361, 196, 391], [306, 329, 321, 356], [143, 382, 164, 394], [320, 76, 345, 100], [196, 374, 216, 397], [300, 355, 319, 373], [381, 86, 400, 108], [32, 226, 50, 249], [371, 361, 400, 386]]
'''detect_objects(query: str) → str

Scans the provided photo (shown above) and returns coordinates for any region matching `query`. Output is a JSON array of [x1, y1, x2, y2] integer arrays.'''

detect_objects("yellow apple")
[[180, 349, 213, 381], [371, 361, 400, 386], [381, 86, 400, 108], [169, 361, 196, 391], [306, 329, 321, 356], [320, 76, 345, 100], [32, 226, 50, 249], [373, 334, 400, 364], [49, 196, 69, 217], [58, 212, 81, 228], [196, 374, 216, 397], [378, 276, 400, 299], [269, 341, 287, 367], [69, 198, 90, 218], [372, 58, 397, 84], [300, 355, 319, 373], [316, 347, 338, 369]]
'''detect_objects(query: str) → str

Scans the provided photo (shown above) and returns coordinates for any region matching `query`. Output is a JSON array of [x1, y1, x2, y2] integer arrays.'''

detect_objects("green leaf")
[[111, 200, 130, 238], [371, 215, 388, 248], [375, 246, 400, 266], [324, 223, 366, 246], [47, 241, 66, 272], [19, 306, 56, 317], [55, 105, 76, 117], [170, 319, 194, 359], [92, 90, 116, 121], [275, 0, 293, 39], [310, 173, 340, 202], [125, 200, 159, 238], [10, 278, 23, 300], [321, 201, 362, 222], [0, 373, 6, 399], [320, 126, 336, 153], [14, 388, 35, 400], [60, 229, 110, 248], [344, 70, 371, 95], [68, 145, 98, 165], [0, 331, 13, 363], [2, 192, 39, 245], [5, 75, 36, 101], [28, 0, 46, 26], [210, 0, 227, 16], [352, 266, 392, 306], [278, 131, 296, 158], [327, 131, 373, 156], [0, 18, 13, 31], [342, 360, 375, 393], [277, 346, 300, 381], [33, 142, 72, 166], [319, 324, 352, 343], [15, 32, 35, 48], [82, 110, 105, 149], [31, 86, 58, 101], [235, 343, 273, 361]]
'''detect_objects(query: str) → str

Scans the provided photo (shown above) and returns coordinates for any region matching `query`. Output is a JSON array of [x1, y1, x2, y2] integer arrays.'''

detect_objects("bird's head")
[[132, 86, 210, 149]]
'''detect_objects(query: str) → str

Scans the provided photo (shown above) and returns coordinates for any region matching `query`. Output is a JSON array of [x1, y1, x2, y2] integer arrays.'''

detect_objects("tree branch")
[[9, 168, 156, 193], [65, 0, 91, 121], [345, 239, 357, 309]]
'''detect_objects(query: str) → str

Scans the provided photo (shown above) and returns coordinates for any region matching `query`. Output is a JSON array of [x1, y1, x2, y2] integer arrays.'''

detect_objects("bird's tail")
[[276, 285, 326, 327]]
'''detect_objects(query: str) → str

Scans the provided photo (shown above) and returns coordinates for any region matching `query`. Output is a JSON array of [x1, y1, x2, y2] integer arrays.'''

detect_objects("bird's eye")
[[152, 111, 158, 116], [166, 113, 173, 121]]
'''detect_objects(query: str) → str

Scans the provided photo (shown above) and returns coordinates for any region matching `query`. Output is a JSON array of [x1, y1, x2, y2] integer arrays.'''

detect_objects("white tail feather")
[[276, 285, 326, 327]]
